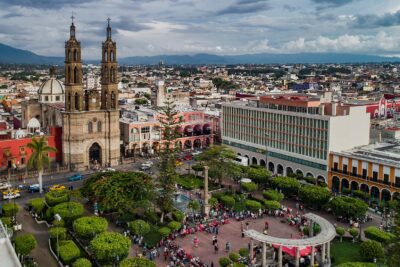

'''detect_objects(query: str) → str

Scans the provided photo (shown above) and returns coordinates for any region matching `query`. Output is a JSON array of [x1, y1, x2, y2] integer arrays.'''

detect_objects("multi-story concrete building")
[[329, 143, 400, 201], [222, 93, 370, 183], [120, 107, 215, 157]]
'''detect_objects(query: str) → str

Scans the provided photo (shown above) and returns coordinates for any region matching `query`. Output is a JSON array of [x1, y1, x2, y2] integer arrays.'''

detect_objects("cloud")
[[217, 0, 270, 15], [351, 10, 400, 28], [311, 0, 358, 10], [0, 0, 96, 9]]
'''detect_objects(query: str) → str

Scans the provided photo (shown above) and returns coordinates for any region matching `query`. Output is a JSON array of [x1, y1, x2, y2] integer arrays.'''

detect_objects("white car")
[[3, 191, 21, 200], [140, 164, 151, 171], [102, 168, 116, 172], [0, 182, 11, 190], [144, 161, 153, 166]]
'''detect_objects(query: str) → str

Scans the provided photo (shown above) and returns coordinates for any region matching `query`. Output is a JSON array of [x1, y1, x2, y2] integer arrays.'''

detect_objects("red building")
[[346, 96, 400, 119], [0, 127, 62, 170]]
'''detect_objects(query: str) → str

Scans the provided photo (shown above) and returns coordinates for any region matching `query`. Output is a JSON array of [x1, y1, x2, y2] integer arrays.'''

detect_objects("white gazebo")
[[244, 213, 336, 267]]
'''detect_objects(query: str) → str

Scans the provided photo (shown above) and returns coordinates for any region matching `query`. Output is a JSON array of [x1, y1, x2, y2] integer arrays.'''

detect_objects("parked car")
[[3, 189, 21, 200], [27, 184, 48, 193], [140, 164, 151, 171], [68, 174, 83, 181], [0, 182, 11, 190]]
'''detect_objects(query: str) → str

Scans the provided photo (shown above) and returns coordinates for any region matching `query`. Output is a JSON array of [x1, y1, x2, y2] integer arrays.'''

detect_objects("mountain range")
[[1, 42, 400, 65]]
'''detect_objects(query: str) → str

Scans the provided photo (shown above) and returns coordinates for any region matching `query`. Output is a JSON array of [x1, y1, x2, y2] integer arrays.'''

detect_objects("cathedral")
[[62, 19, 120, 171]]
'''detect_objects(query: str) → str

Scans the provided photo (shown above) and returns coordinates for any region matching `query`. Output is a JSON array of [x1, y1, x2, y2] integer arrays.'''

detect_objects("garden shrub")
[[53, 202, 84, 226], [271, 176, 300, 196], [58, 240, 81, 265], [364, 226, 395, 244], [72, 258, 92, 267], [299, 186, 331, 209], [158, 227, 171, 238], [262, 189, 284, 202], [172, 211, 184, 222], [239, 247, 249, 257], [220, 195, 235, 207], [45, 190, 69, 207], [120, 257, 156, 267], [0, 217, 12, 227], [219, 257, 231, 267], [49, 227, 68, 240], [2, 203, 19, 217], [29, 198, 46, 213], [73, 216, 108, 240], [14, 233, 36, 256], [129, 220, 151, 237], [359, 240, 384, 262], [167, 221, 182, 231], [229, 252, 240, 262], [264, 200, 281, 211], [90, 232, 131, 264], [241, 182, 258, 192], [245, 200, 262, 212]]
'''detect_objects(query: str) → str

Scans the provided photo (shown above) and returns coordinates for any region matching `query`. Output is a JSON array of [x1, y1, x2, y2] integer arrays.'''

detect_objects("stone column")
[[278, 245, 283, 267], [249, 239, 254, 260], [327, 241, 331, 264], [202, 166, 210, 217], [262, 242, 267, 267], [310, 245, 315, 267], [321, 243, 326, 264], [309, 220, 314, 237], [295, 246, 300, 267]]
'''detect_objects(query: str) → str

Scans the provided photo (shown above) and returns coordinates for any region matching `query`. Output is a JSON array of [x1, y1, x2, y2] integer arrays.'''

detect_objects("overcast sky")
[[1, 0, 400, 59]]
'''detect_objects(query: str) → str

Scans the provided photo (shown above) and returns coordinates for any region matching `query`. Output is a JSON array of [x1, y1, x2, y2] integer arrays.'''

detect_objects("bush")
[[209, 197, 218, 208], [73, 216, 108, 240], [352, 190, 369, 200], [219, 257, 232, 267], [239, 247, 249, 257], [49, 227, 68, 240], [176, 174, 203, 190], [359, 240, 384, 262], [158, 227, 171, 238], [245, 200, 262, 212], [58, 240, 81, 265], [262, 189, 284, 202], [15, 233, 36, 256], [329, 196, 368, 218], [241, 182, 258, 192], [0, 217, 12, 227], [72, 258, 92, 267], [129, 220, 150, 237], [172, 211, 184, 223], [364, 226, 395, 244], [336, 263, 376, 267], [336, 227, 346, 242], [304, 176, 317, 184], [188, 200, 201, 211], [2, 203, 19, 217], [45, 190, 69, 207], [220, 195, 235, 207], [229, 252, 240, 262], [143, 227, 162, 248], [271, 176, 300, 196], [29, 198, 46, 213], [44, 207, 54, 222], [53, 202, 84, 226], [342, 188, 351, 195], [264, 200, 281, 211], [120, 257, 156, 267], [348, 228, 359, 240], [167, 221, 182, 231], [90, 232, 131, 264], [299, 186, 331, 209]]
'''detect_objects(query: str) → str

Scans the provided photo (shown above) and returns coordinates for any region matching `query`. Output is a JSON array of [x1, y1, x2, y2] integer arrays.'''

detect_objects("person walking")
[[225, 241, 231, 252], [214, 243, 219, 254]]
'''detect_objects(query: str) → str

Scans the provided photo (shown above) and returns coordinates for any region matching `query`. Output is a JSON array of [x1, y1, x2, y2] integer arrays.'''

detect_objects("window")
[[88, 122, 93, 133], [56, 96, 60, 101], [21, 158, 25, 165], [384, 174, 389, 184], [362, 169, 367, 178], [343, 164, 348, 174], [396, 176, 400, 187], [45, 96, 49, 101], [20, 146, 25, 152], [333, 162, 338, 171], [352, 167, 357, 176], [372, 171, 378, 181], [141, 126, 150, 133], [97, 121, 102, 132]]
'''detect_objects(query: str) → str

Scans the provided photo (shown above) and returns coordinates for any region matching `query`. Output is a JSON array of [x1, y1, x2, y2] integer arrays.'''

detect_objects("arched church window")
[[84, 90, 89, 110], [97, 121, 102, 132], [110, 50, 114, 62], [111, 91, 116, 109], [88, 122, 93, 133], [74, 92, 79, 110], [104, 51, 108, 62], [74, 67, 79, 84], [68, 66, 72, 83], [74, 50, 78, 61]]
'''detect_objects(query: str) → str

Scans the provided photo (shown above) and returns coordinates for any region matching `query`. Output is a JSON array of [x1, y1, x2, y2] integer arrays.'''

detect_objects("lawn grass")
[[331, 240, 363, 266]]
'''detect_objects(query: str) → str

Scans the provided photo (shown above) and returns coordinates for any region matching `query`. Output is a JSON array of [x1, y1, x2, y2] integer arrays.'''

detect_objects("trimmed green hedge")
[[241, 182, 258, 192], [15, 233, 36, 256], [53, 202, 84, 225], [264, 200, 281, 210], [172, 211, 184, 222], [167, 221, 182, 231], [45, 190, 69, 207], [73, 216, 108, 240], [120, 257, 156, 267], [72, 258, 92, 267], [29, 198, 46, 213], [336, 263, 376, 267], [2, 203, 19, 217], [262, 189, 284, 202], [58, 240, 81, 265], [359, 240, 384, 262], [364, 226, 395, 244], [220, 195, 235, 207], [158, 227, 171, 238], [90, 232, 131, 264], [245, 200, 262, 212], [129, 220, 150, 237], [49, 227, 68, 240]]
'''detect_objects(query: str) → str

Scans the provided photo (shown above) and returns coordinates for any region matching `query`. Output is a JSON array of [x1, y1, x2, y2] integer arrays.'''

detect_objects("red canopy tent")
[[272, 244, 316, 257]]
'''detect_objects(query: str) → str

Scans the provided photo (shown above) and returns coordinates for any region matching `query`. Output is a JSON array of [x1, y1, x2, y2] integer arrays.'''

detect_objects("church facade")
[[62, 20, 120, 171]]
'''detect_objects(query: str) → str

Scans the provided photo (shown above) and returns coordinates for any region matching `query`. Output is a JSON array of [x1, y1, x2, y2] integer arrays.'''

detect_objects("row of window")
[[223, 106, 329, 160], [88, 121, 102, 133], [332, 162, 398, 183]]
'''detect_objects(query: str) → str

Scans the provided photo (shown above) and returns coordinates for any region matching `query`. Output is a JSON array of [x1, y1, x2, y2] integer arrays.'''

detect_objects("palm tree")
[[27, 136, 57, 194]]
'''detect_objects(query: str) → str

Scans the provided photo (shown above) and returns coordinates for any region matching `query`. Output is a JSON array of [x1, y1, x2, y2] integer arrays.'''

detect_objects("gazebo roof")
[[244, 213, 336, 247]]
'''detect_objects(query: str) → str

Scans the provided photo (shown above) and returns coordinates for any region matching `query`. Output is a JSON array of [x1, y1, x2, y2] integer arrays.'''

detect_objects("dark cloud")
[[2, 13, 23, 19], [0, 0, 96, 9], [112, 16, 153, 32], [352, 10, 400, 28], [217, 0, 270, 15]]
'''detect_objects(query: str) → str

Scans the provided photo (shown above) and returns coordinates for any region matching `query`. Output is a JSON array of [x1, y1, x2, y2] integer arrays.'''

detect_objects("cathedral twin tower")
[[62, 19, 120, 171]]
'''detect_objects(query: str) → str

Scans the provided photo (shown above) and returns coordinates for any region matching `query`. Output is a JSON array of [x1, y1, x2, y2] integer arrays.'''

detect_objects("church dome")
[[38, 67, 65, 103]]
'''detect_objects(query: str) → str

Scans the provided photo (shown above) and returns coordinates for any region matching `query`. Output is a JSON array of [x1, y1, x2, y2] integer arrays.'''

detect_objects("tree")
[[45, 190, 69, 207], [241, 182, 258, 192], [158, 227, 171, 238], [53, 202, 84, 226], [359, 240, 384, 262], [245, 200, 262, 212], [348, 228, 359, 242], [29, 198, 46, 214], [73, 216, 108, 239], [90, 232, 131, 264], [336, 227, 345, 242], [72, 258, 92, 267], [120, 257, 156, 267], [329, 196, 368, 219], [156, 99, 181, 223], [129, 220, 150, 237], [263, 190, 284, 202], [192, 164, 204, 177], [187, 200, 201, 212], [245, 167, 271, 185], [229, 252, 240, 262], [299, 186, 331, 209], [58, 240, 81, 265], [196, 145, 241, 184], [264, 200, 281, 211], [239, 247, 249, 257], [82, 171, 154, 217], [387, 200, 400, 267], [27, 136, 57, 194], [219, 257, 231, 267], [364, 226, 395, 244], [172, 211, 184, 222], [134, 98, 148, 105], [2, 203, 19, 217], [167, 221, 182, 231], [271, 176, 300, 196], [336, 263, 376, 267], [15, 233, 36, 256], [220, 195, 235, 208], [49, 227, 68, 240]]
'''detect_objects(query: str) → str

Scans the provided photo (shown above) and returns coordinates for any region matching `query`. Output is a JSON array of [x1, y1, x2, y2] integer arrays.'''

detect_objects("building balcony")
[[330, 168, 400, 189]]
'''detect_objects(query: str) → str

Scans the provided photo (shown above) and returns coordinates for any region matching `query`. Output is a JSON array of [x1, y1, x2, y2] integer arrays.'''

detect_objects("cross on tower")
[[107, 17, 111, 27], [71, 12, 75, 24]]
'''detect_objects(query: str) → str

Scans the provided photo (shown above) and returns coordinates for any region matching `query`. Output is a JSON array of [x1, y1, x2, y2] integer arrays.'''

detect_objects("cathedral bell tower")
[[64, 16, 83, 112], [101, 18, 118, 110]]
